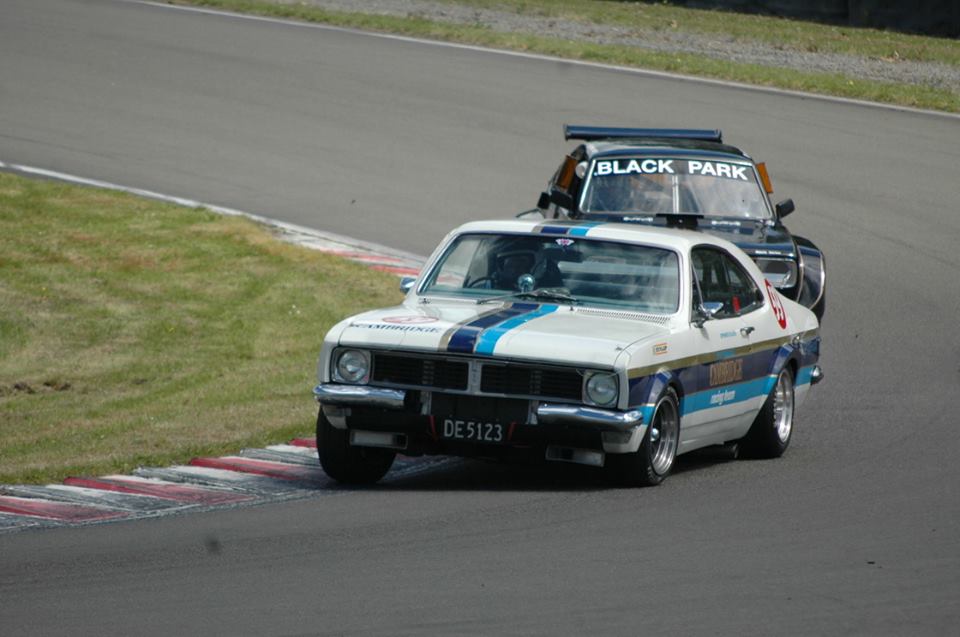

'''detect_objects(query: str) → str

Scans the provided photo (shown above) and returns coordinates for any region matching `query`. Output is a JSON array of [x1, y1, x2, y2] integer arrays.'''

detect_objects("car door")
[[681, 247, 763, 449]]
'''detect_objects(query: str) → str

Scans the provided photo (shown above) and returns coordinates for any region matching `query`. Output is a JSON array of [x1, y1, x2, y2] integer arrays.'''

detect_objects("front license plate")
[[441, 418, 506, 444]]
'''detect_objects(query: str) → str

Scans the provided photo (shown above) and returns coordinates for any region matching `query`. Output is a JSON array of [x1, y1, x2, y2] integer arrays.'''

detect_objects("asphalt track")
[[2, 0, 959, 634]]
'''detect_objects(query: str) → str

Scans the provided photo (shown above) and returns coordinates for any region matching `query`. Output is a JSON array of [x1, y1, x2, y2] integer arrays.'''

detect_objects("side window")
[[691, 247, 763, 318], [722, 255, 764, 315]]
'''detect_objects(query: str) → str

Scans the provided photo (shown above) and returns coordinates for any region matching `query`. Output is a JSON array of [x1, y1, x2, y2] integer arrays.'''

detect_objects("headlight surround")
[[333, 349, 370, 384], [756, 258, 799, 289], [584, 371, 618, 407]]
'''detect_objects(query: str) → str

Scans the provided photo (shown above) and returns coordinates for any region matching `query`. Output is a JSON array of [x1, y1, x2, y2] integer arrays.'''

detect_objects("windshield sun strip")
[[579, 156, 770, 218]]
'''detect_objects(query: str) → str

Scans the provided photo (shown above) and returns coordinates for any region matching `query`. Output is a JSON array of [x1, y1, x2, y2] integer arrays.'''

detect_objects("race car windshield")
[[581, 157, 770, 219], [421, 233, 680, 314]]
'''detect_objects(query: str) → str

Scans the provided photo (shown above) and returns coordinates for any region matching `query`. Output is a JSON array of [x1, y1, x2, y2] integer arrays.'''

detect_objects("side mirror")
[[692, 301, 723, 328], [549, 189, 575, 212], [775, 199, 795, 218], [399, 276, 417, 294], [537, 191, 550, 209]]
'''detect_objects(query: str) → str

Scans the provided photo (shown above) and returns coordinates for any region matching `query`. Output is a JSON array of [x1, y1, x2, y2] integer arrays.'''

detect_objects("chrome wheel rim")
[[649, 396, 679, 475], [773, 370, 794, 443]]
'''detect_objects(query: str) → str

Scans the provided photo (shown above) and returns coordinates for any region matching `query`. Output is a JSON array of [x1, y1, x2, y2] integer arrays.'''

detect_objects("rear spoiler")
[[564, 125, 722, 144]]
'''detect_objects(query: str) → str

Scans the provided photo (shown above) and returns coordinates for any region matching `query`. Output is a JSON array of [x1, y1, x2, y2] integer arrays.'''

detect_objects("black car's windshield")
[[581, 156, 770, 219], [420, 232, 680, 314]]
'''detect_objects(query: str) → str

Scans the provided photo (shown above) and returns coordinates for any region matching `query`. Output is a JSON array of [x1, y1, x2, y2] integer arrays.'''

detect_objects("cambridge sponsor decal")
[[709, 358, 744, 386], [593, 159, 750, 181], [349, 320, 442, 334]]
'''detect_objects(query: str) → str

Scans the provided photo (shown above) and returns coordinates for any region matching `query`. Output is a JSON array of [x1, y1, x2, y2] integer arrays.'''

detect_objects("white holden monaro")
[[314, 219, 822, 486]]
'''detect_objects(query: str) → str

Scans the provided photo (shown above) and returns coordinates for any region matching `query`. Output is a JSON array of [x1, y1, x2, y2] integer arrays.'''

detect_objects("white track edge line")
[[0, 160, 428, 264], [132, 0, 960, 121]]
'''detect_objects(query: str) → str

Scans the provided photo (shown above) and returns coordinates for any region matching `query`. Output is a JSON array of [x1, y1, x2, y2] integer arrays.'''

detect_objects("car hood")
[[699, 219, 796, 257], [599, 214, 796, 258], [335, 302, 671, 368]]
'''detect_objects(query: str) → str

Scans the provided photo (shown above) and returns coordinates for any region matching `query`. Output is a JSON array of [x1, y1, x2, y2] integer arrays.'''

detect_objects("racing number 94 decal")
[[766, 279, 788, 329]]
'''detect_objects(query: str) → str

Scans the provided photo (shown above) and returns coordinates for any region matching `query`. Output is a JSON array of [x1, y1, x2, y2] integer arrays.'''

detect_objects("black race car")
[[532, 126, 825, 319]]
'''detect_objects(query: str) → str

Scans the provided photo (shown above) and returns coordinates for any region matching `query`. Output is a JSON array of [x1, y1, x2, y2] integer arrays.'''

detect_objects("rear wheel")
[[316, 408, 395, 484], [607, 388, 680, 487], [742, 367, 794, 458]]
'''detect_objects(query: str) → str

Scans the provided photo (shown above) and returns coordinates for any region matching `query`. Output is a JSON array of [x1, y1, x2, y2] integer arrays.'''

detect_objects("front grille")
[[481, 363, 582, 401], [371, 353, 468, 390], [369, 352, 584, 402]]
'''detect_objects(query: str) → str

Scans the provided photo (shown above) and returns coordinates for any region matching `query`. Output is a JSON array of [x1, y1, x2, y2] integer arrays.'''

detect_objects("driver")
[[494, 253, 534, 290]]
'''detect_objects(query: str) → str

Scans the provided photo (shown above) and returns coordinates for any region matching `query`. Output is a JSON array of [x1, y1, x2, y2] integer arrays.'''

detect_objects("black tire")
[[741, 366, 794, 459], [606, 387, 680, 487], [316, 408, 395, 484]]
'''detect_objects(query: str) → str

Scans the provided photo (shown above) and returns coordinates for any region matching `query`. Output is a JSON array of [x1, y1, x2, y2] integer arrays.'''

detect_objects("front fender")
[[794, 236, 825, 313], [627, 368, 683, 423]]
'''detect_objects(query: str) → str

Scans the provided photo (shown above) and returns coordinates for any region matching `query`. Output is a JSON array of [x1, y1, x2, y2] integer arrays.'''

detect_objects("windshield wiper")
[[477, 288, 580, 305]]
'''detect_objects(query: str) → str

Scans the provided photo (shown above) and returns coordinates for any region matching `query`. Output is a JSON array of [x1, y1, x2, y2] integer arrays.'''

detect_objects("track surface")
[[2, 0, 959, 634]]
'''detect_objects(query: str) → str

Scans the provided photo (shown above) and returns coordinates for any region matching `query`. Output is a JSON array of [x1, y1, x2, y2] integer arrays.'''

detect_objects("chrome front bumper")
[[314, 385, 643, 430], [313, 384, 406, 410], [536, 404, 643, 430]]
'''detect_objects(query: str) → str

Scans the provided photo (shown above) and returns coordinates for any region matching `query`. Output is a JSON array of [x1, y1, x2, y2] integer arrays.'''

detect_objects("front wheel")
[[606, 388, 680, 487], [741, 367, 794, 458], [316, 408, 395, 484]]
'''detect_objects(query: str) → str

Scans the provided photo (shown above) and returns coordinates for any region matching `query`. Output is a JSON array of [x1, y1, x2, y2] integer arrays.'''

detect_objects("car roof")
[[451, 219, 743, 254], [584, 138, 752, 162]]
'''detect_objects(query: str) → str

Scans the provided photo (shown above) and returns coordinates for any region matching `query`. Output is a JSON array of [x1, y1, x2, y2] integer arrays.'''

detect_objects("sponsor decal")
[[592, 159, 750, 181], [653, 342, 669, 356], [720, 331, 737, 339], [594, 159, 675, 176], [687, 160, 749, 181], [349, 321, 441, 334], [766, 279, 788, 329], [382, 315, 438, 324], [555, 238, 575, 248], [709, 358, 744, 386], [709, 389, 737, 406]]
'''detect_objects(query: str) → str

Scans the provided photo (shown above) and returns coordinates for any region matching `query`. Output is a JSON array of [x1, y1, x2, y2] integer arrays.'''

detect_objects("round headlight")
[[335, 349, 369, 384], [585, 372, 618, 407]]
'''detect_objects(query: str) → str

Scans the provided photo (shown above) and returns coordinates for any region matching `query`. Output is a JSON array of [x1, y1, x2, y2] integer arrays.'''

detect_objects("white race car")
[[313, 219, 822, 486]]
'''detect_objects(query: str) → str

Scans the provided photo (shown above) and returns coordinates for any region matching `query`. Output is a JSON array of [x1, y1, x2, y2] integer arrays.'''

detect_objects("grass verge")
[[170, 0, 960, 113], [0, 173, 401, 485]]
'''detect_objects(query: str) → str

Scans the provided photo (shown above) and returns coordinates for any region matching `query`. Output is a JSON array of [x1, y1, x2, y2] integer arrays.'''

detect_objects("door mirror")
[[537, 191, 551, 209], [399, 276, 417, 294], [775, 198, 795, 218], [692, 301, 724, 328]]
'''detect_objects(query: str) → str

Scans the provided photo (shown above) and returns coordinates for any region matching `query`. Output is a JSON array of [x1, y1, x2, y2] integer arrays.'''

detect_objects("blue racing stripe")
[[569, 222, 602, 237], [796, 365, 814, 386], [681, 377, 770, 416], [539, 225, 572, 235], [474, 304, 560, 355], [446, 303, 539, 353]]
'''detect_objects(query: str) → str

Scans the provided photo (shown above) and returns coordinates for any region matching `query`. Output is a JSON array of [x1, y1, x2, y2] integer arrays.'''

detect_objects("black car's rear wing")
[[564, 125, 722, 143]]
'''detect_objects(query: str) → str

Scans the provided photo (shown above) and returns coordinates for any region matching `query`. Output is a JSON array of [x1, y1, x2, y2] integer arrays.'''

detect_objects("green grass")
[[0, 173, 401, 484], [440, 0, 960, 66], [170, 0, 960, 113]]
